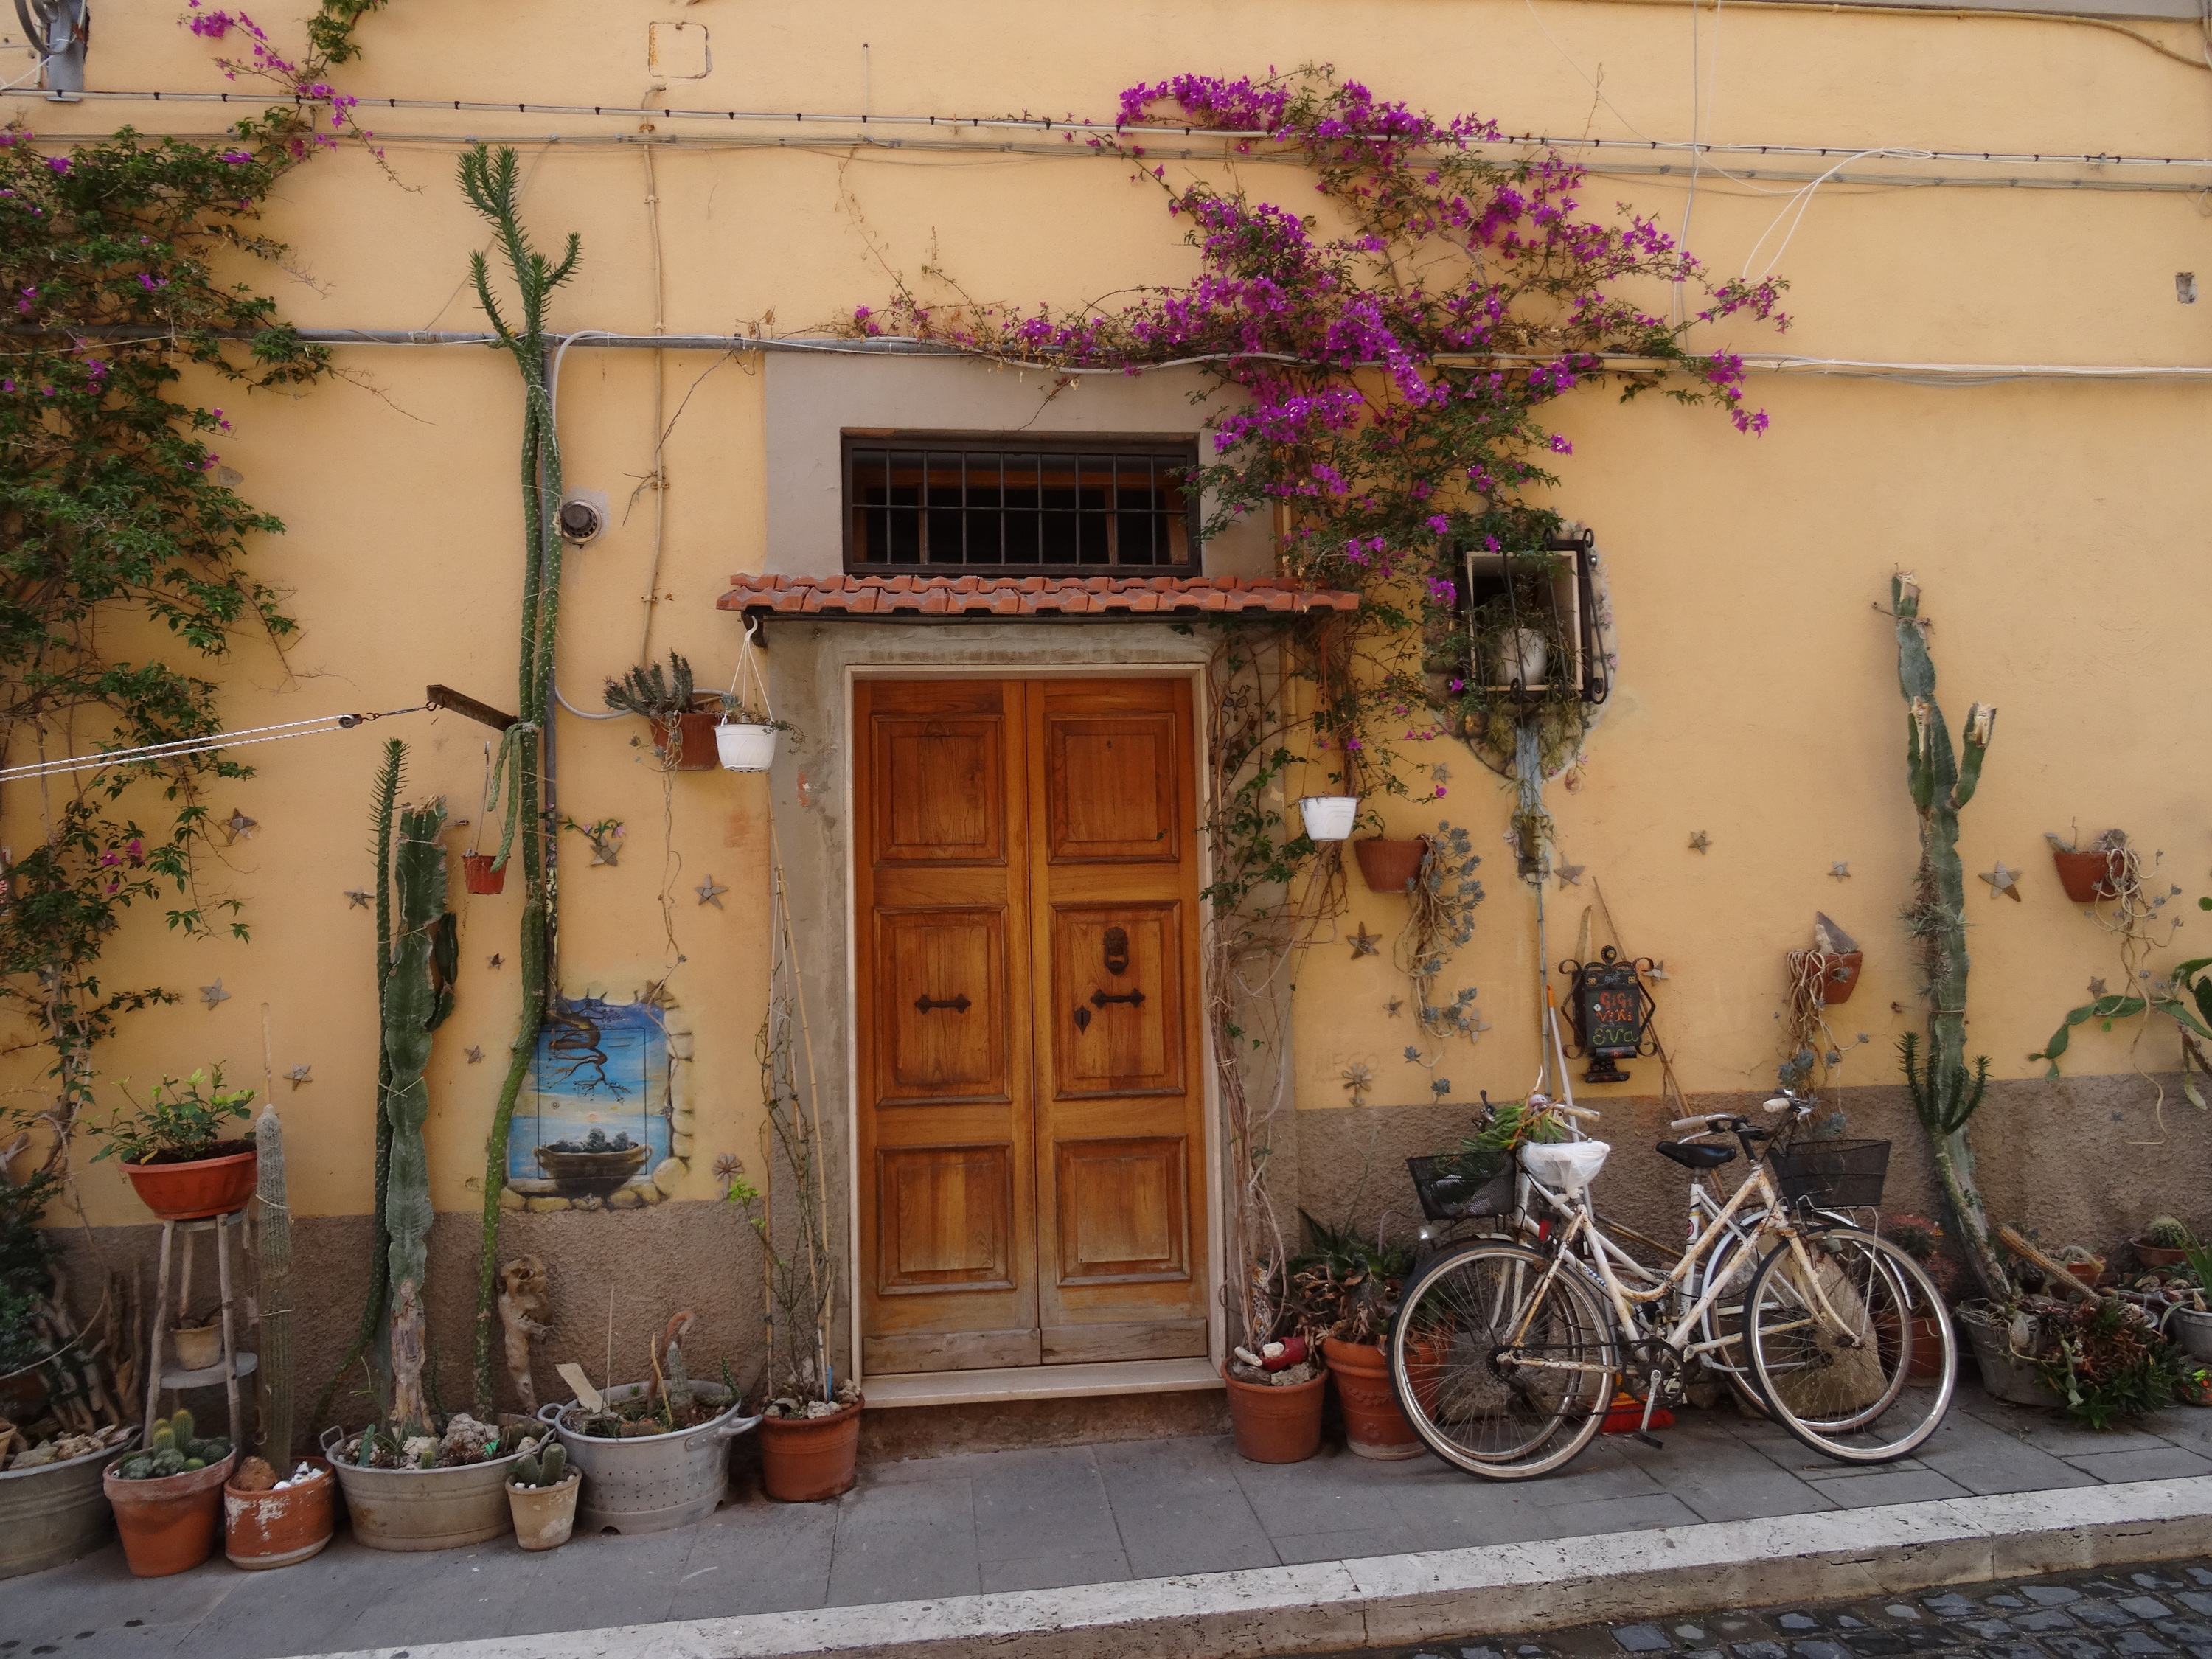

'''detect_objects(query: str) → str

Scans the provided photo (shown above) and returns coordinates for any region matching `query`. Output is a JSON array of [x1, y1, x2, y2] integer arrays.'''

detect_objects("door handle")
[[913, 992, 971, 1014], [1089, 987, 1146, 1009]]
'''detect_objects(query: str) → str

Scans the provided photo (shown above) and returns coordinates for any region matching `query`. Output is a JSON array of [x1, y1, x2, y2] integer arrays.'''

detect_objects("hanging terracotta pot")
[[106, 1450, 235, 1577], [461, 852, 506, 895], [757, 1399, 861, 1502], [121, 1146, 257, 1222], [1354, 837, 1428, 896], [648, 708, 721, 772], [1810, 950, 1863, 1006], [2053, 847, 2123, 904], [1320, 1339, 1422, 1461], [1223, 1366, 1324, 1464]]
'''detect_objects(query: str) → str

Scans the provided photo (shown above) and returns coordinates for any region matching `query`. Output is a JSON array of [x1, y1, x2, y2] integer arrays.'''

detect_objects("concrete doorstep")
[[315, 1475, 2212, 1659]]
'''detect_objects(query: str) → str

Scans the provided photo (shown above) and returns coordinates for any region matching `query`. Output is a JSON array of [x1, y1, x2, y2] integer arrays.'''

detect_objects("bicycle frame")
[[1500, 1156, 1865, 1388]]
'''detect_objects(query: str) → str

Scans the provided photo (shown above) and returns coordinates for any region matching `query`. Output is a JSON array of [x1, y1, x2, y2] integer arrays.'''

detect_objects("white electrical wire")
[[1741, 148, 1934, 279], [0, 706, 425, 784]]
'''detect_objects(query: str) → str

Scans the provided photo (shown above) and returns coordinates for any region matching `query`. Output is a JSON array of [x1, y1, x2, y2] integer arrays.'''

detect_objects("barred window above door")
[[844, 434, 1199, 572]]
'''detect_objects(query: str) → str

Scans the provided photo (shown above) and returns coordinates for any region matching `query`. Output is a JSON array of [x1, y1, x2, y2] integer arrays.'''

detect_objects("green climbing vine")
[[0, 1, 389, 1181]]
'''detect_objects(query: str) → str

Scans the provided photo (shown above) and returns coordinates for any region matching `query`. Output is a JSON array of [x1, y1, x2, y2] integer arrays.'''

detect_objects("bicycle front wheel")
[[1388, 1241, 1618, 1480], [1745, 1226, 1956, 1463]]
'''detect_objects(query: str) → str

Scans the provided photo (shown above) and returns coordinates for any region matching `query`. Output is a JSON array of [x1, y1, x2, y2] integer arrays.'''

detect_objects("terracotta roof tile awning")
[[715, 574, 1361, 619]]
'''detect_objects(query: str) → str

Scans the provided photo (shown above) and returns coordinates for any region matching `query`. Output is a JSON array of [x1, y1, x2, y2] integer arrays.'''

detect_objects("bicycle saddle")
[[1655, 1140, 1736, 1169]]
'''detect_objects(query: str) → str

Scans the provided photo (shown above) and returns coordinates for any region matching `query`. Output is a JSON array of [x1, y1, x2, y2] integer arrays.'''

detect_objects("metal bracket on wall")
[[425, 684, 519, 732]]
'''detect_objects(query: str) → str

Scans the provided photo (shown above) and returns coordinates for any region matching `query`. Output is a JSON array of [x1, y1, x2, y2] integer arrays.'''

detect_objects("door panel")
[[860, 677, 1208, 1376], [1044, 712, 1180, 863], [1051, 904, 1184, 1099], [858, 681, 1035, 1375], [876, 908, 1009, 1106]]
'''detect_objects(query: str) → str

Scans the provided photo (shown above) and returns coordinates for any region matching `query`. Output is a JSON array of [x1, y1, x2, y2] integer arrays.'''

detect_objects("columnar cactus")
[[383, 798, 450, 1437], [254, 1104, 294, 1461], [1891, 574, 2008, 1300]]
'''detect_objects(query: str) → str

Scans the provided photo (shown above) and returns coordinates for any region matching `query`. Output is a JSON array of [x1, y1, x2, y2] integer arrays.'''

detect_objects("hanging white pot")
[[1492, 627, 1549, 689], [716, 722, 779, 773], [1298, 796, 1360, 842]]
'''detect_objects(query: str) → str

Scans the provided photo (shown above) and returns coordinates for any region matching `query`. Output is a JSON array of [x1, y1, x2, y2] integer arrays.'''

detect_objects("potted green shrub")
[[105, 1410, 235, 1576], [605, 650, 720, 771], [1293, 1213, 1420, 1460], [86, 1068, 257, 1221]]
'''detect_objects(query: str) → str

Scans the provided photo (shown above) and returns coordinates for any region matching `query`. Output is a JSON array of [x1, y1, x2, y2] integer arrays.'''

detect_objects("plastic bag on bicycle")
[[1520, 1141, 1610, 1194]]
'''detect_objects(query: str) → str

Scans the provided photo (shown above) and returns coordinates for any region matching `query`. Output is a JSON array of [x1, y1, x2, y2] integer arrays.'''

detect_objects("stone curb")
[[324, 1475, 2212, 1659]]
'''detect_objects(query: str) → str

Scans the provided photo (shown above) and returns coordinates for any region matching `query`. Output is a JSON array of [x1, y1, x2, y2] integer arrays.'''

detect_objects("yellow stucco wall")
[[18, 0, 2212, 1228]]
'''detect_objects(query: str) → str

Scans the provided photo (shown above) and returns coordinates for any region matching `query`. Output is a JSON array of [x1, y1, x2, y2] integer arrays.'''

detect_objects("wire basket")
[[1768, 1138, 1890, 1209], [1407, 1154, 1516, 1222]]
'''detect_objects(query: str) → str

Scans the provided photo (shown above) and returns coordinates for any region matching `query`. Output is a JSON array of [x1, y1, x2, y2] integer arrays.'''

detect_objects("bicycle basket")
[[1768, 1138, 1890, 1208], [1407, 1154, 1516, 1222]]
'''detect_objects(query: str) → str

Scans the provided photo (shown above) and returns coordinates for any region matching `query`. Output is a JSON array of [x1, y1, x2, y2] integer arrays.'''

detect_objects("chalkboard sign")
[[1559, 947, 1656, 1084]]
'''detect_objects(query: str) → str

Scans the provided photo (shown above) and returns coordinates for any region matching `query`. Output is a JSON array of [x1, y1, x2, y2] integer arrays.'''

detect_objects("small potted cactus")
[[2137, 1215, 2193, 1270], [105, 1409, 236, 1577], [605, 651, 721, 771], [504, 1440, 578, 1551]]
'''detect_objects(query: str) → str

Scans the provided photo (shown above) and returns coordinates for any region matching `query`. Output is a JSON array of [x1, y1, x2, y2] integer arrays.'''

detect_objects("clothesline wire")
[[0, 704, 428, 785]]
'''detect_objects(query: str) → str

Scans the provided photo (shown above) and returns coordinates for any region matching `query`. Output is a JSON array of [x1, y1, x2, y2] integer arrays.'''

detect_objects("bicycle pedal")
[[1632, 1431, 1666, 1449]]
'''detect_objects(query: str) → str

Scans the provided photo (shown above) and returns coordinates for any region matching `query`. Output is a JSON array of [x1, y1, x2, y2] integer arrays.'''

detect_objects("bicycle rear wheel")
[[1387, 1241, 1617, 1480], [1745, 1226, 1955, 1463]]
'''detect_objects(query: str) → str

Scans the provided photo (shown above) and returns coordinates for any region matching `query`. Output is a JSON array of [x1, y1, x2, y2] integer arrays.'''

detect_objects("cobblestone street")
[[1298, 1559, 2212, 1659]]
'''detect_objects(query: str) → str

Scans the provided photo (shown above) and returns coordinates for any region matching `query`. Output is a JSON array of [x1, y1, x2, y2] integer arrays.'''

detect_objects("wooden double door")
[[856, 678, 1210, 1374]]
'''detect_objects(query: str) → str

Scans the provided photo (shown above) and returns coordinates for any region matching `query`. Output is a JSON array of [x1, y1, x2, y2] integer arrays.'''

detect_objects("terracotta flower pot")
[[1354, 837, 1428, 896], [2068, 1260, 2106, 1287], [106, 1450, 235, 1577], [1876, 1310, 1949, 1384], [462, 852, 506, 895], [1223, 1366, 1324, 1464], [2053, 847, 2123, 904], [1321, 1338, 1422, 1461], [506, 1472, 580, 1551], [1811, 950, 1863, 1006], [648, 709, 721, 772], [121, 1146, 257, 1222], [757, 1399, 861, 1502], [2135, 1239, 2191, 1270], [224, 1459, 334, 1571]]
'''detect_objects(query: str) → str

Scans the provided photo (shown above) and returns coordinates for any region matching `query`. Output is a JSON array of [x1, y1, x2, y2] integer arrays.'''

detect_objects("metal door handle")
[[913, 993, 971, 1014], [1089, 988, 1146, 1009]]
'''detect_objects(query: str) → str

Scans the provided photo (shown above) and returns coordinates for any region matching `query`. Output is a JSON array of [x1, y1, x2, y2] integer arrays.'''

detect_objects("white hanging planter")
[[716, 721, 779, 773], [1298, 796, 1360, 842]]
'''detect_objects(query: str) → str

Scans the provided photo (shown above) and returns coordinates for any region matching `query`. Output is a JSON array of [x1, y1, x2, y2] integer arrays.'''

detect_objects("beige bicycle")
[[1387, 1092, 1957, 1479]]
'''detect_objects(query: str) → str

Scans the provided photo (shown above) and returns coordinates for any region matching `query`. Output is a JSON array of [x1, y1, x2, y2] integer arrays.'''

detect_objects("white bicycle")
[[1387, 1092, 1958, 1479]]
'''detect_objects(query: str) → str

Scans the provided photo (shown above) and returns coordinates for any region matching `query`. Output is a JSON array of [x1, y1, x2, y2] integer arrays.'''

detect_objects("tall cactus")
[[383, 797, 450, 1436], [459, 144, 581, 1417], [254, 1104, 294, 1461], [1891, 574, 2008, 1301], [313, 737, 405, 1433]]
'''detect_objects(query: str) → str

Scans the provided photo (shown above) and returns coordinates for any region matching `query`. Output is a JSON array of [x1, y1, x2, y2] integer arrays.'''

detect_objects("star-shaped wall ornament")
[[223, 808, 258, 842], [1829, 861, 1852, 880], [344, 888, 372, 909], [1554, 863, 1586, 888], [1349, 922, 1380, 959], [464, 1045, 485, 1063], [1384, 997, 1405, 1018], [1688, 831, 1711, 854], [285, 1064, 312, 1088], [1980, 859, 2023, 902], [487, 953, 504, 970], [1340, 1061, 1376, 1105], [694, 875, 728, 909], [199, 978, 230, 1009], [2087, 976, 2109, 998]]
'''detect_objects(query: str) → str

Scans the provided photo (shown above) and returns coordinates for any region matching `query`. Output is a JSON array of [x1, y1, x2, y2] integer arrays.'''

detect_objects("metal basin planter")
[[543, 1380, 758, 1535], [1958, 1301, 2061, 1408], [320, 1427, 528, 1551], [0, 1432, 137, 1580]]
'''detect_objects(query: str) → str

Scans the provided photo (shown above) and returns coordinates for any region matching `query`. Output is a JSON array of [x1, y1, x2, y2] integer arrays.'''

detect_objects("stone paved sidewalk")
[[12, 1380, 2212, 1659], [1288, 1557, 2212, 1659]]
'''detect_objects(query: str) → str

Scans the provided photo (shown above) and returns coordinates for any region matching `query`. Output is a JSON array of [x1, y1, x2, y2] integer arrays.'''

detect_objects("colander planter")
[[542, 1381, 759, 1535]]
